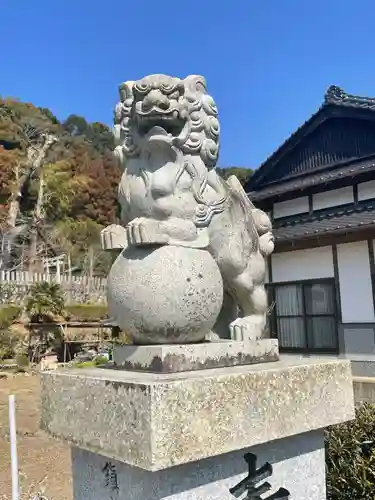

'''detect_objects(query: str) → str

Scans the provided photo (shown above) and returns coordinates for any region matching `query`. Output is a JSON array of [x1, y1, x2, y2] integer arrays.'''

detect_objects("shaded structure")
[[28, 320, 113, 363]]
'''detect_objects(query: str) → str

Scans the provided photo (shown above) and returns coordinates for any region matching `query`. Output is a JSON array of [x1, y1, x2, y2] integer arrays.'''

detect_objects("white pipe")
[[9, 395, 19, 500]]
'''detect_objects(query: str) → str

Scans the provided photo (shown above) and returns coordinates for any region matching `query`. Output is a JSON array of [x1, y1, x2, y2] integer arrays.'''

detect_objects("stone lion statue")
[[102, 74, 274, 342]]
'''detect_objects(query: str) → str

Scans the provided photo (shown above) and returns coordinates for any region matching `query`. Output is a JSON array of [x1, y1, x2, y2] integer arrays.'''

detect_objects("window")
[[267, 279, 338, 352]]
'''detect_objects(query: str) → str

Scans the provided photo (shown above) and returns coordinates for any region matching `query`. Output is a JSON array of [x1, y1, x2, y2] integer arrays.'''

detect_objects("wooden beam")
[[274, 228, 375, 253]]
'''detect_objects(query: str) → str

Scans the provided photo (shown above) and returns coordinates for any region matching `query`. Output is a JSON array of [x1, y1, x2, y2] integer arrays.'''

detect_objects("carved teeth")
[[135, 109, 186, 137]]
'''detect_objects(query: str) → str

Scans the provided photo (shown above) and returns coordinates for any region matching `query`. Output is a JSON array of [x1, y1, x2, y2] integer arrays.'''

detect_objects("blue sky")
[[2, 0, 375, 168]]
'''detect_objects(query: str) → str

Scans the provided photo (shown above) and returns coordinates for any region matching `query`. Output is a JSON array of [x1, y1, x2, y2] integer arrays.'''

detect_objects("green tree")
[[63, 114, 89, 136], [38, 107, 60, 125], [0, 96, 121, 272], [25, 282, 65, 322], [216, 166, 253, 185], [51, 219, 111, 275], [86, 122, 115, 153], [0, 147, 19, 205], [43, 160, 85, 221], [0, 305, 23, 360]]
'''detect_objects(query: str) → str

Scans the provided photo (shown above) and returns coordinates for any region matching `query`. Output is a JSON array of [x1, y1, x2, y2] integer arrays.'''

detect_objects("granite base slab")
[[112, 339, 279, 373], [71, 430, 326, 500], [40, 357, 354, 471]]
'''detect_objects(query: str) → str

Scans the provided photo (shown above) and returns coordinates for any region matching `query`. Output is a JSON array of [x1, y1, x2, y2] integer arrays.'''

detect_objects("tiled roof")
[[249, 155, 375, 201], [324, 86, 375, 110], [273, 200, 375, 242], [246, 85, 375, 193]]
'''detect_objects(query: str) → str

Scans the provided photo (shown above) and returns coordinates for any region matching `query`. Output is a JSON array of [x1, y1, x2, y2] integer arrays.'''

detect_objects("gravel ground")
[[0, 374, 72, 500]]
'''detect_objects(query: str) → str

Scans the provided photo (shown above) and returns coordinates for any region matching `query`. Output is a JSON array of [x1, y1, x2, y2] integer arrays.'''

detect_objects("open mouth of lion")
[[136, 110, 185, 136]]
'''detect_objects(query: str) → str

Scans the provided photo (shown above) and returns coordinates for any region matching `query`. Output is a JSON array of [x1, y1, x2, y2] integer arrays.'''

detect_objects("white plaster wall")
[[358, 180, 375, 201], [271, 246, 334, 282], [273, 197, 309, 219], [313, 186, 353, 211], [337, 241, 374, 323]]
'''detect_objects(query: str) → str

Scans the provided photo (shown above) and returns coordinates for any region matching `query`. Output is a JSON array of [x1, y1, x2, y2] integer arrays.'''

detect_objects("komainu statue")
[[102, 74, 274, 345]]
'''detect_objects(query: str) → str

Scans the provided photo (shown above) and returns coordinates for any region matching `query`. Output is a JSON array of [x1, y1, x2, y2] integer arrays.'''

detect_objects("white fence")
[[0, 272, 107, 304], [0, 271, 107, 287]]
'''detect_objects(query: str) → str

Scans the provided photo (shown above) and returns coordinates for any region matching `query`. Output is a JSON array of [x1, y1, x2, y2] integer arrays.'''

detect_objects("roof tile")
[[273, 201, 375, 242]]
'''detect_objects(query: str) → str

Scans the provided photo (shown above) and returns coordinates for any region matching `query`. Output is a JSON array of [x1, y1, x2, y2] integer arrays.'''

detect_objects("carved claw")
[[126, 218, 168, 246], [125, 217, 210, 248], [229, 317, 263, 342], [101, 224, 128, 251], [205, 331, 221, 342]]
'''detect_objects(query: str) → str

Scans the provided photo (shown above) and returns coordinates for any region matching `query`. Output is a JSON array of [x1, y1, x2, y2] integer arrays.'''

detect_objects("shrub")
[[325, 402, 375, 499], [94, 355, 109, 365], [0, 329, 18, 359], [75, 360, 102, 369], [25, 282, 65, 322], [74, 355, 108, 369], [0, 304, 22, 328], [0, 305, 23, 359], [0, 282, 22, 304], [64, 303, 108, 322], [111, 326, 132, 344], [74, 360, 95, 369], [16, 353, 29, 368]]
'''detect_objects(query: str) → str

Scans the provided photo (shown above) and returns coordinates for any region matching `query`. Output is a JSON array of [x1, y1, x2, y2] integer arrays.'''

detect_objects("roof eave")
[[248, 154, 375, 202], [247, 85, 375, 193]]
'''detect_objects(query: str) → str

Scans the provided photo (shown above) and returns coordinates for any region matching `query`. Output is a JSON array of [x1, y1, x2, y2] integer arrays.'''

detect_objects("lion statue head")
[[113, 74, 220, 170]]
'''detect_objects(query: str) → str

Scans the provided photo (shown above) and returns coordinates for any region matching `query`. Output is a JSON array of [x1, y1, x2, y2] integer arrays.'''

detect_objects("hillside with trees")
[[0, 97, 253, 276], [0, 97, 121, 275]]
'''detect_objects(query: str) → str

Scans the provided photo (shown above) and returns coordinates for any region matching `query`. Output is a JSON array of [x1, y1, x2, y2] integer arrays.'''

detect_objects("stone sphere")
[[107, 245, 223, 344]]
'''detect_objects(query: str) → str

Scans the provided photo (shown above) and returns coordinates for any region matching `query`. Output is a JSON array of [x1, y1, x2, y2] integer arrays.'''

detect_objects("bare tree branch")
[[2, 131, 58, 271]]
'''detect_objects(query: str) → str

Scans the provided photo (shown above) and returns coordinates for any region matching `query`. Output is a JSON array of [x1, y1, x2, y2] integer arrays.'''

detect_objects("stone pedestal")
[[71, 430, 324, 500], [112, 339, 279, 373], [40, 358, 355, 499]]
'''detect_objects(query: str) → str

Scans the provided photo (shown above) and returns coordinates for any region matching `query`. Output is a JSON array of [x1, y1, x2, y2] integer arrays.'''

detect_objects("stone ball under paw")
[[107, 245, 223, 344]]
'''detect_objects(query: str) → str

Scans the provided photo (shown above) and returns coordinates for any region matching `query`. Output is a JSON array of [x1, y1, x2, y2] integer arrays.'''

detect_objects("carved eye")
[[134, 84, 150, 96], [169, 91, 179, 100], [159, 83, 174, 93]]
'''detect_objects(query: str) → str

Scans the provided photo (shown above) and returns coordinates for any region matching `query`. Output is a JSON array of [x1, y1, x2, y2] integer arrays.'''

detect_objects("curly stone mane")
[[113, 75, 220, 169]]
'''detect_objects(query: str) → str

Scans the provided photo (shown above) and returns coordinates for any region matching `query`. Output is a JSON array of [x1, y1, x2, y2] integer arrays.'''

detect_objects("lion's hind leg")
[[228, 272, 268, 342]]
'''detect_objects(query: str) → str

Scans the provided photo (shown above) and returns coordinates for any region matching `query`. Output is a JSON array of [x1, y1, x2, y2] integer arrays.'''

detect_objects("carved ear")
[[118, 81, 135, 102], [183, 75, 207, 95]]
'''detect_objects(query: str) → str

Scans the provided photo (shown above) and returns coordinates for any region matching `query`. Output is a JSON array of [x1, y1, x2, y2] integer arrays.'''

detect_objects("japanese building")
[[245, 85, 375, 374]]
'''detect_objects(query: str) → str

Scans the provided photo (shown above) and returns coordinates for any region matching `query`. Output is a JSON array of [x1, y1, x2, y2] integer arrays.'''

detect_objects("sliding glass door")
[[267, 279, 338, 353]]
